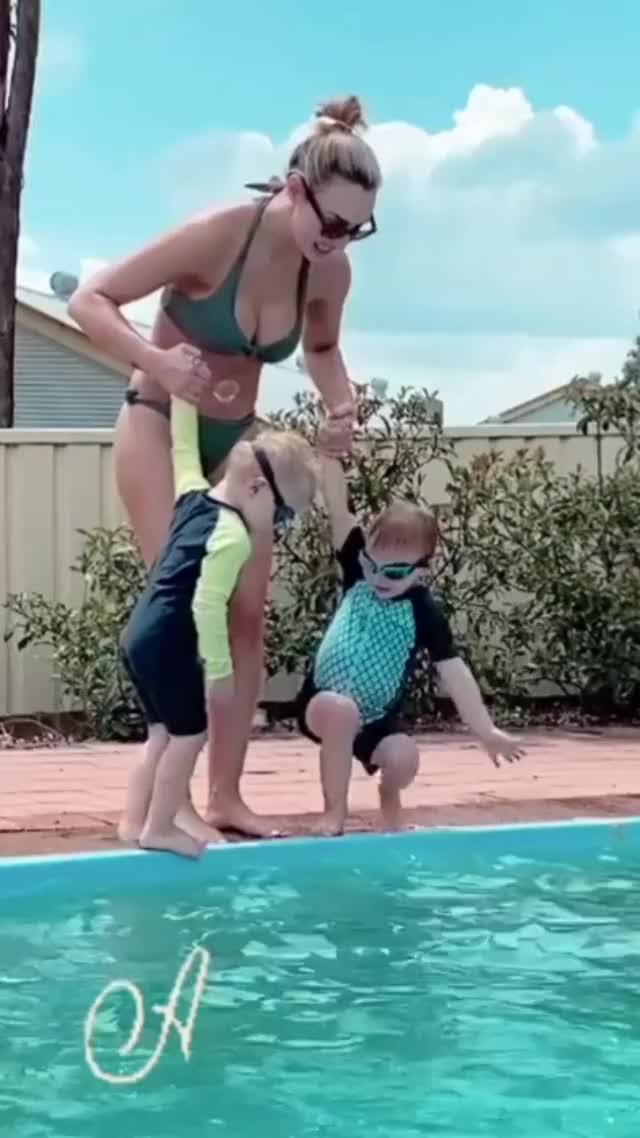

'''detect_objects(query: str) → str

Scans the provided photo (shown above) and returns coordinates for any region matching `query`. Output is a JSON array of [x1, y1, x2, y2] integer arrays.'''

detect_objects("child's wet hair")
[[367, 502, 438, 560]]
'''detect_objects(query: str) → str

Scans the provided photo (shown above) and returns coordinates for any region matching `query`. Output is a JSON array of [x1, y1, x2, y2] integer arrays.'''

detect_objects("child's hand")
[[481, 728, 524, 768], [317, 423, 341, 457], [318, 405, 355, 458], [207, 676, 235, 706]]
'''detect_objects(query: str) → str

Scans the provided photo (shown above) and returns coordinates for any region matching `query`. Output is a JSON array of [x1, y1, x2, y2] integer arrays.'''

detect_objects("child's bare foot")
[[175, 801, 225, 845], [139, 823, 206, 859], [379, 786, 403, 831], [310, 811, 346, 837], [117, 817, 144, 844]]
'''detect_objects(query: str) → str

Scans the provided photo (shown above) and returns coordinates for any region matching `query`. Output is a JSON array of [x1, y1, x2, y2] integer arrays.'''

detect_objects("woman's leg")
[[306, 691, 361, 836], [370, 734, 420, 831], [113, 402, 174, 568], [205, 527, 276, 837]]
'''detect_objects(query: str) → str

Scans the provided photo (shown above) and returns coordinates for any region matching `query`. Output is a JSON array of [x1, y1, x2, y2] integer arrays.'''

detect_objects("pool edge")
[[2, 814, 640, 880]]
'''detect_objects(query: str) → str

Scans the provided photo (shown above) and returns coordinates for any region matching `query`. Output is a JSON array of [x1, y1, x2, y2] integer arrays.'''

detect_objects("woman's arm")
[[303, 253, 356, 450], [318, 453, 358, 550], [68, 208, 246, 395]]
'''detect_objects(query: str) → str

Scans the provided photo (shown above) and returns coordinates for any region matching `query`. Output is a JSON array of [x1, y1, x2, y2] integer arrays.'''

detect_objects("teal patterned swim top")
[[311, 526, 459, 725]]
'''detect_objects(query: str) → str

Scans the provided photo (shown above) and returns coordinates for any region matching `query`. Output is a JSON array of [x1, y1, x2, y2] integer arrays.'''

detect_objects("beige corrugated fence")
[[0, 424, 623, 716]]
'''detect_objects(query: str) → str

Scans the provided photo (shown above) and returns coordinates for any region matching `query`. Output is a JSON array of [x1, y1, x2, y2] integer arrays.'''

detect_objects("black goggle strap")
[[252, 444, 293, 522]]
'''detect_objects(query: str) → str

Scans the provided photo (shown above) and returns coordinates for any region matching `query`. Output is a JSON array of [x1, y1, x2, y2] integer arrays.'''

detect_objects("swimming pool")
[[2, 819, 640, 1137]]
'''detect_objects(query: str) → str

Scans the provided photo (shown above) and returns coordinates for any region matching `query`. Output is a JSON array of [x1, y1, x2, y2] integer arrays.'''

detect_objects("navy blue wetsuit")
[[121, 399, 251, 737]]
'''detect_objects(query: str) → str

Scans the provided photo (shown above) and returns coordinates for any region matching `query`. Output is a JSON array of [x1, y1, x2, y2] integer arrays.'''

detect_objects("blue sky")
[[21, 0, 640, 422]]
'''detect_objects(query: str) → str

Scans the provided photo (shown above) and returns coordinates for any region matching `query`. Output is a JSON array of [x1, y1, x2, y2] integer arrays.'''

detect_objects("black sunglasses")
[[252, 445, 294, 528], [299, 176, 377, 242]]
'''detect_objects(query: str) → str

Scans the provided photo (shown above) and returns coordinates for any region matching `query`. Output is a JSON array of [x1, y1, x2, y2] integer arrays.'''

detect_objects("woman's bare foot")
[[379, 785, 403, 831], [139, 822, 206, 859], [206, 794, 283, 838], [175, 800, 225, 845], [117, 817, 143, 844], [310, 811, 346, 837]]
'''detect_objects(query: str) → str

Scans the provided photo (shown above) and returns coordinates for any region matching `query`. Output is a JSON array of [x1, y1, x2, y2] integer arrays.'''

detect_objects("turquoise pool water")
[[2, 822, 640, 1137]]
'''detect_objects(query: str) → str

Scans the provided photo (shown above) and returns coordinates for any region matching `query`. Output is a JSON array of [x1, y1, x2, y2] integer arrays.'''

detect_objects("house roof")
[[14, 286, 270, 428], [483, 376, 601, 423], [16, 286, 151, 339], [16, 286, 152, 379]]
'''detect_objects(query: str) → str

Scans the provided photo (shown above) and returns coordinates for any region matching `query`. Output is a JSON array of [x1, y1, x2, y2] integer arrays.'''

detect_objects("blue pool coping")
[[3, 816, 640, 899]]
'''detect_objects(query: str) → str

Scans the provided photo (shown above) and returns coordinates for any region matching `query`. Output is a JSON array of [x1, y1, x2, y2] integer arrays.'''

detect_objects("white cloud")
[[77, 258, 160, 326], [259, 331, 631, 425], [158, 83, 640, 419], [18, 234, 40, 263], [19, 85, 640, 423], [38, 30, 85, 89], [161, 83, 639, 337], [16, 246, 160, 327], [16, 234, 52, 292]]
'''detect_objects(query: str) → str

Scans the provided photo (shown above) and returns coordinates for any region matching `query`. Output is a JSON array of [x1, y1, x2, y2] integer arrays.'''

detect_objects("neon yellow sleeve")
[[171, 397, 209, 499], [192, 510, 252, 681]]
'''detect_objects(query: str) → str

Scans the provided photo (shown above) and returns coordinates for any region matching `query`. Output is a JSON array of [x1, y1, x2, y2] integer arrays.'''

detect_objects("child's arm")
[[319, 453, 358, 550], [192, 512, 251, 698], [435, 657, 524, 766], [171, 397, 210, 499], [415, 591, 523, 766]]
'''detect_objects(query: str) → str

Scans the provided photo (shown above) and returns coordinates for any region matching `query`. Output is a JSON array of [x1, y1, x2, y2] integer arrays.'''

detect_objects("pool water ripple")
[[2, 850, 640, 1135]]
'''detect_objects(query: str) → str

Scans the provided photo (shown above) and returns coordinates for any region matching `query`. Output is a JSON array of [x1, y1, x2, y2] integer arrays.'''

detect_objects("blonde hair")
[[287, 95, 382, 192], [230, 429, 318, 505], [367, 503, 438, 560]]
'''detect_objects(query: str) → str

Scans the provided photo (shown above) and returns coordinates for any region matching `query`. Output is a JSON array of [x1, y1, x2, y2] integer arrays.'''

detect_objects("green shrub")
[[5, 526, 145, 740], [4, 342, 640, 738], [435, 448, 640, 718], [265, 372, 640, 724]]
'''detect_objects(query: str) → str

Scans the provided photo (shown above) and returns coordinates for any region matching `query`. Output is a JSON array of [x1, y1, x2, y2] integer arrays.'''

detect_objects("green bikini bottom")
[[124, 388, 256, 475]]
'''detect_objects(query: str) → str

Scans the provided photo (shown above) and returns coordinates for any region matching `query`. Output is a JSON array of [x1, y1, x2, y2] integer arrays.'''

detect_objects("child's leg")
[[370, 734, 420, 831], [139, 731, 207, 858], [305, 692, 361, 836], [118, 723, 169, 843]]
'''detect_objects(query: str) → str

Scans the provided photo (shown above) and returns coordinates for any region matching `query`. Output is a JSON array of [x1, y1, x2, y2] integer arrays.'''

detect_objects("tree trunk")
[[0, 0, 40, 428]]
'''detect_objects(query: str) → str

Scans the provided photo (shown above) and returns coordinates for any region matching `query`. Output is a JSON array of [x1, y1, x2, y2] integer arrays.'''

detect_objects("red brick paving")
[[1, 728, 639, 857]]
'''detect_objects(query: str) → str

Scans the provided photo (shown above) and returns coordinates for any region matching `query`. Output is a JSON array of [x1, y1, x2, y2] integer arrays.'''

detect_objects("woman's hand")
[[146, 343, 212, 403], [320, 402, 356, 458]]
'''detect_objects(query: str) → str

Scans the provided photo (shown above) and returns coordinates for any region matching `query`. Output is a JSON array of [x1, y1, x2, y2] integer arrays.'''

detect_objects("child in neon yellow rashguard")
[[120, 398, 317, 858]]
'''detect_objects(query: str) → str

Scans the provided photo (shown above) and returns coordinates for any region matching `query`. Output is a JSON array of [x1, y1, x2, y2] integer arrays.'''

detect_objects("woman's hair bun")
[[315, 95, 367, 132]]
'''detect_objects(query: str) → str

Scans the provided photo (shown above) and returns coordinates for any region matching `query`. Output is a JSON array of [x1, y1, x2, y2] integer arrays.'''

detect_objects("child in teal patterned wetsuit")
[[296, 443, 524, 835]]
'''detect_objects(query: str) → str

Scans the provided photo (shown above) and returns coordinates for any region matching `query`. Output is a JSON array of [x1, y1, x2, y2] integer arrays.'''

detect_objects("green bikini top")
[[161, 194, 309, 364]]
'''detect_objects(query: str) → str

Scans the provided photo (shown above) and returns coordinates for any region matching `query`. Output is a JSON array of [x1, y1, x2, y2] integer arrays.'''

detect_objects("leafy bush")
[[265, 365, 640, 724], [5, 526, 145, 740], [4, 340, 640, 738], [435, 448, 640, 718]]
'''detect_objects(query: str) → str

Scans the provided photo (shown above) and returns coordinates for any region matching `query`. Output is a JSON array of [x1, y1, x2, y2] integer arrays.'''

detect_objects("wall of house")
[[14, 325, 126, 428], [0, 424, 625, 717]]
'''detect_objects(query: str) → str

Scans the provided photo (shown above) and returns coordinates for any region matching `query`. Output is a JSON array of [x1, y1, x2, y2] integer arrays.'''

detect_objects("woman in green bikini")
[[69, 94, 381, 839]]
